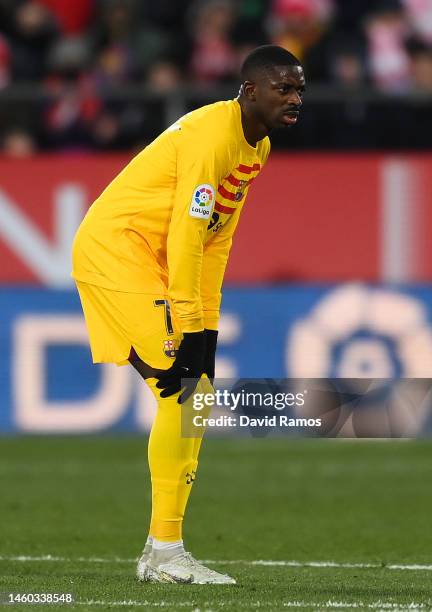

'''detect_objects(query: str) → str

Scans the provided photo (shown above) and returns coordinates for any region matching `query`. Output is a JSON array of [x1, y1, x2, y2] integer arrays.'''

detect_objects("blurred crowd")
[[1, 0, 432, 153]]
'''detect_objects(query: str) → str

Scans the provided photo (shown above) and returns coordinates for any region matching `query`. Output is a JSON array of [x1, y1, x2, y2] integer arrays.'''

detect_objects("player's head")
[[239, 45, 305, 130]]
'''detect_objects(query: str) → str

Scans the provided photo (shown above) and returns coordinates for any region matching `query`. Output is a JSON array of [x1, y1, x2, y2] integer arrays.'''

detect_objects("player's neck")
[[238, 97, 269, 147]]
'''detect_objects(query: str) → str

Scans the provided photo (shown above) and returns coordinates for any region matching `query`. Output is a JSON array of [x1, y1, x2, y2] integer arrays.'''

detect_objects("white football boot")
[[138, 546, 236, 584], [136, 540, 153, 581]]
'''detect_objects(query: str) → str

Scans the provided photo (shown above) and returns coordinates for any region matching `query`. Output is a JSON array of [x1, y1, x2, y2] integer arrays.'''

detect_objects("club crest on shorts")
[[189, 184, 215, 219], [163, 339, 178, 358]]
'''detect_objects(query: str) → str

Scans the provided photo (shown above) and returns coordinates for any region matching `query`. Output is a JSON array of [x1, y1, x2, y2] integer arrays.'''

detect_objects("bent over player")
[[72, 45, 305, 584]]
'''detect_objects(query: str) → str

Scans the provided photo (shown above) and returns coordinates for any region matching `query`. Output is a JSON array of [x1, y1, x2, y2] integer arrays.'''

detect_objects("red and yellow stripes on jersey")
[[215, 163, 261, 215]]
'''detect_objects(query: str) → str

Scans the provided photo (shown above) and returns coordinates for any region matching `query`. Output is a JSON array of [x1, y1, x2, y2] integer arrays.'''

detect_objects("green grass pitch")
[[1, 436, 432, 611]]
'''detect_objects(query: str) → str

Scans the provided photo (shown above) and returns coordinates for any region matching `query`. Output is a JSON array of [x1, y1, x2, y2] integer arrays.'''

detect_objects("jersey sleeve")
[[200, 136, 271, 330], [167, 127, 232, 333], [200, 205, 242, 330]]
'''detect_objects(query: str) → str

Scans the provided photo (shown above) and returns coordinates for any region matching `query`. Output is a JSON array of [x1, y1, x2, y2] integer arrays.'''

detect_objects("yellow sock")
[[145, 377, 211, 542]]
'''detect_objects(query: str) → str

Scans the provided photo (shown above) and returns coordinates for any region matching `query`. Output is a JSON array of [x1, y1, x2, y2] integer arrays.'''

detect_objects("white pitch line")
[[76, 601, 198, 608], [1, 555, 432, 572], [284, 603, 430, 610], [0, 555, 134, 563], [73, 601, 431, 610]]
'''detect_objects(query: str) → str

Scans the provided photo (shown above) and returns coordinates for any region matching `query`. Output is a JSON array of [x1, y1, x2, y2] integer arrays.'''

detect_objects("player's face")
[[253, 65, 305, 130]]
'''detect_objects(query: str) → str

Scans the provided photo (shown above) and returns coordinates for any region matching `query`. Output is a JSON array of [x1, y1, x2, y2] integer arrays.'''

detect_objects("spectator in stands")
[[0, 0, 431, 150], [232, 0, 269, 51], [92, 0, 177, 83], [364, 0, 411, 92], [1, 127, 36, 156], [146, 60, 182, 93], [43, 71, 101, 148], [91, 1, 138, 82], [97, 0, 136, 44], [331, 44, 367, 88], [36, 0, 94, 36], [93, 44, 133, 88], [403, 0, 432, 46], [136, 0, 193, 72], [331, 0, 377, 30], [187, 0, 238, 83], [8, 1, 58, 81], [406, 37, 432, 92], [268, 0, 335, 63]]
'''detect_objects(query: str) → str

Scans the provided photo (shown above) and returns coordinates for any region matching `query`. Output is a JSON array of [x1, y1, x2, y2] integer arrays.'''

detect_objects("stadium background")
[[1, 0, 432, 435], [1, 2, 432, 610]]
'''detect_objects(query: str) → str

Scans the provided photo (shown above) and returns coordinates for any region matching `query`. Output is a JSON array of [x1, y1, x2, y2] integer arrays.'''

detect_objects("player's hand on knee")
[[155, 331, 206, 403]]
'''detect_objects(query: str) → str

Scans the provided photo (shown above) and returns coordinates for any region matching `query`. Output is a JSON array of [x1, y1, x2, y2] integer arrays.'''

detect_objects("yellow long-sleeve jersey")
[[72, 98, 271, 333]]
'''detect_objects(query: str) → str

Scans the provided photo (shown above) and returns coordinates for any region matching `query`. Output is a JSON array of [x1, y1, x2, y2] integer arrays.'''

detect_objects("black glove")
[[155, 331, 205, 403], [203, 329, 218, 382]]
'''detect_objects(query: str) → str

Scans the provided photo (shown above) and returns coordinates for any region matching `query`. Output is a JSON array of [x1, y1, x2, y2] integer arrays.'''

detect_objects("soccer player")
[[72, 45, 305, 584]]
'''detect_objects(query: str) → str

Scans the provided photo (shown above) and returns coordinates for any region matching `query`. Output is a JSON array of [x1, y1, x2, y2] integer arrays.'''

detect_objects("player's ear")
[[242, 81, 257, 101]]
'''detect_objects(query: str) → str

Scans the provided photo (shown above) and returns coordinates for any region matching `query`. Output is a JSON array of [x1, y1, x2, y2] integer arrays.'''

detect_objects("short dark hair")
[[241, 45, 302, 81]]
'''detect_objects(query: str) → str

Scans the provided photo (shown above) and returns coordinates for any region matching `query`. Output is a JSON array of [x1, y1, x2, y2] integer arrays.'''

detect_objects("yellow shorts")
[[75, 281, 182, 368]]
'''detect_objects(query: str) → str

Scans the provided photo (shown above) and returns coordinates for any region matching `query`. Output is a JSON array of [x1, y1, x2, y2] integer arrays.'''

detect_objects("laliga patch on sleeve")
[[189, 184, 215, 219]]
